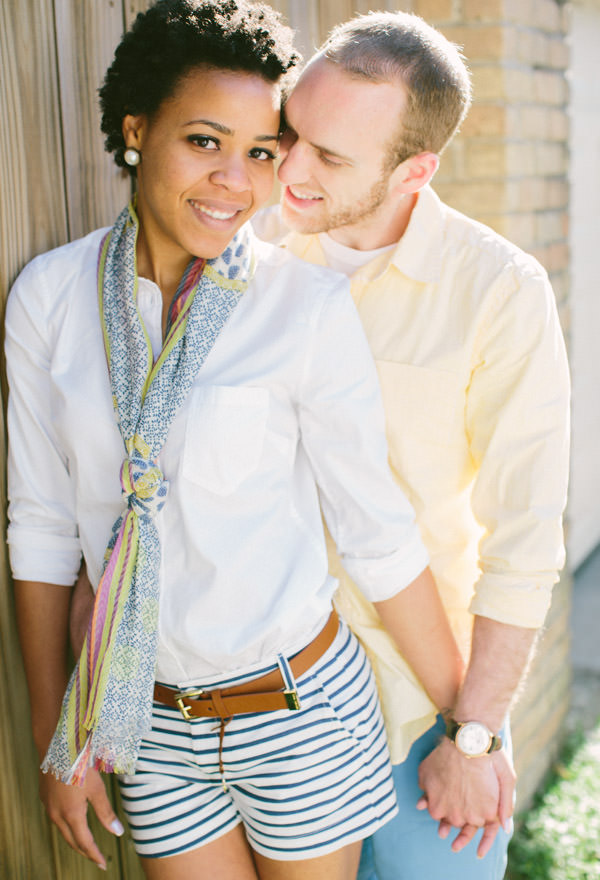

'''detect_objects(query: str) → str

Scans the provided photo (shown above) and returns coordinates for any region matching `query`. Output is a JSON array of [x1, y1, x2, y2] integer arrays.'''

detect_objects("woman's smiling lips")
[[188, 199, 248, 223]]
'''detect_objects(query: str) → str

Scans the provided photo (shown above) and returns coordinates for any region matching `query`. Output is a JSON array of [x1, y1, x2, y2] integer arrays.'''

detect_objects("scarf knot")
[[120, 437, 168, 520], [120, 454, 168, 520]]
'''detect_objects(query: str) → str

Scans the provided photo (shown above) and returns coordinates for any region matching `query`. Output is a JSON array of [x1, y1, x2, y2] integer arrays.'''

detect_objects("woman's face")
[[123, 66, 281, 275]]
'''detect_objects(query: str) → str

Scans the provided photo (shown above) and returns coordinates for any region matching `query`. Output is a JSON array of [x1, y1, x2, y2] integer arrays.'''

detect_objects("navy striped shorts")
[[118, 618, 398, 861]]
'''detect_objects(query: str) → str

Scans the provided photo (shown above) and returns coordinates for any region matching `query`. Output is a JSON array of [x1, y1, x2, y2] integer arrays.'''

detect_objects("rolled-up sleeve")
[[5, 263, 82, 585], [466, 264, 570, 627], [298, 279, 429, 602]]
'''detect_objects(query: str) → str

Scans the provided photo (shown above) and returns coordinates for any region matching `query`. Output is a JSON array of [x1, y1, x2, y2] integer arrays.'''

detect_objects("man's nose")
[[277, 140, 309, 186]]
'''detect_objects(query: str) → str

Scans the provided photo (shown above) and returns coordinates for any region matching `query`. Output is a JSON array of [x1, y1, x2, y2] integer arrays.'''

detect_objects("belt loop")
[[277, 653, 301, 711], [211, 689, 232, 721], [277, 653, 296, 691]]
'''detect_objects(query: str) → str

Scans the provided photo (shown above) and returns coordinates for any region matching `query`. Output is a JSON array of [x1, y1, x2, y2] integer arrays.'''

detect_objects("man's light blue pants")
[[358, 715, 512, 880]]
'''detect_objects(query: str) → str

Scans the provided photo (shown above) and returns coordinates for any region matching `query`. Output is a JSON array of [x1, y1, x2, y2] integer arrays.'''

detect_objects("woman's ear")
[[122, 114, 145, 151], [390, 151, 440, 195]]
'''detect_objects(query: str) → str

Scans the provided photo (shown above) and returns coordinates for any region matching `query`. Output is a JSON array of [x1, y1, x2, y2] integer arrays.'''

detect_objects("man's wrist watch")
[[445, 717, 503, 758]]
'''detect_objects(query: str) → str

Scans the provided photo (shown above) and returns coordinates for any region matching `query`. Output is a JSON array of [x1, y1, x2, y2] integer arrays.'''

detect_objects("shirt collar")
[[387, 185, 444, 284], [281, 228, 327, 267]]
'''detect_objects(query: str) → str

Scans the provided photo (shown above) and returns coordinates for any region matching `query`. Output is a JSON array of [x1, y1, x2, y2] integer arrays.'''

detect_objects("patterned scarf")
[[42, 201, 253, 784]]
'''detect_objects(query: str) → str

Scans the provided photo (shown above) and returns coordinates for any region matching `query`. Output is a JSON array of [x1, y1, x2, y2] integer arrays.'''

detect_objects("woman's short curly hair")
[[100, 0, 300, 171]]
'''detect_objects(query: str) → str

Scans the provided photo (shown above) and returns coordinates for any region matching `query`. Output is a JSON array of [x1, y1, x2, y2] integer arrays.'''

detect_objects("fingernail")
[[96, 863, 107, 871], [110, 818, 125, 836]]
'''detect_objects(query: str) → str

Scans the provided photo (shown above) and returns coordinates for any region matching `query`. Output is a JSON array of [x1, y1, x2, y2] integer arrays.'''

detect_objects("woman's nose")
[[210, 156, 252, 192]]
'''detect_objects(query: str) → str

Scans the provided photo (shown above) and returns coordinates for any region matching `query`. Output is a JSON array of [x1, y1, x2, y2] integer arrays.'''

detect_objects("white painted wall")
[[568, 0, 600, 568]]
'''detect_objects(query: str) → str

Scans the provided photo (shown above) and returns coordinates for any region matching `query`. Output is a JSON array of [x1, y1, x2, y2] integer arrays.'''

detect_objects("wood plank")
[[286, 0, 321, 57], [0, 3, 128, 875], [0, 1, 68, 876], [318, 0, 354, 45], [124, 0, 153, 31], [0, 533, 55, 880], [0, 0, 68, 303], [54, 0, 131, 241]]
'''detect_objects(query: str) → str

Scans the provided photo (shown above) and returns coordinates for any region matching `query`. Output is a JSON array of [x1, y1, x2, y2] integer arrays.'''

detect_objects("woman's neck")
[[136, 231, 192, 301], [135, 233, 196, 339]]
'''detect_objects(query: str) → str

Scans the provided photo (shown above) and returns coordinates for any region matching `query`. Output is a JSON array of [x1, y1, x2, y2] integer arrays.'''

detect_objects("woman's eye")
[[188, 135, 219, 150], [249, 147, 276, 161]]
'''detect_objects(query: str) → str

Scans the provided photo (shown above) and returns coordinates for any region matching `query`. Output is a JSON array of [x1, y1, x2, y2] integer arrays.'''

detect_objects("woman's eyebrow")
[[184, 119, 279, 142], [184, 118, 232, 134]]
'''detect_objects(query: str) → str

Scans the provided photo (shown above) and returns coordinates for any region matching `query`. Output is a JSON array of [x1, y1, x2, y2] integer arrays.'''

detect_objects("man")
[[254, 11, 570, 880]]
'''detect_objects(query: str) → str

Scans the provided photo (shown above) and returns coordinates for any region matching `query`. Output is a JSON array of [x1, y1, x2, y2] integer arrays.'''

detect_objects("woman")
[[6, 2, 463, 878]]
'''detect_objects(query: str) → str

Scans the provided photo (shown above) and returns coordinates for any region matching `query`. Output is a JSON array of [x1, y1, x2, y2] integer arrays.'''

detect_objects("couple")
[[7, 2, 569, 879]]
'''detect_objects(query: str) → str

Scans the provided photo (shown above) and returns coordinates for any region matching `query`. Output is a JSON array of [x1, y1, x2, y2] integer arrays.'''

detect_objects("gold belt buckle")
[[284, 689, 301, 710], [173, 688, 204, 721]]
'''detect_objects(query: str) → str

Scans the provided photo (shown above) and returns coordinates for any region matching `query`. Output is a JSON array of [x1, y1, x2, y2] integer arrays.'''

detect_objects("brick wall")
[[510, 573, 572, 809], [421, 0, 572, 810], [433, 0, 570, 311]]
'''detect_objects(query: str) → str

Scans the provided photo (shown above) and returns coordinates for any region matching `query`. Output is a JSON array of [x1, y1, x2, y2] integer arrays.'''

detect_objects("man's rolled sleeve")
[[466, 265, 570, 628]]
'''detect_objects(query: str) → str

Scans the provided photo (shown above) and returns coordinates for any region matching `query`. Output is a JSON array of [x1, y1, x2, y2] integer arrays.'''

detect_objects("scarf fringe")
[[65, 734, 94, 787], [41, 733, 92, 787]]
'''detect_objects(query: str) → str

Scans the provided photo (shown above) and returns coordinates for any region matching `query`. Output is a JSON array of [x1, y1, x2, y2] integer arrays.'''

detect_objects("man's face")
[[278, 57, 408, 243]]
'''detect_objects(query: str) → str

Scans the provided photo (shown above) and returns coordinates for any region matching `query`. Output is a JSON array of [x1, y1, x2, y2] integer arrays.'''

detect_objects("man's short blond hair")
[[322, 11, 472, 166]]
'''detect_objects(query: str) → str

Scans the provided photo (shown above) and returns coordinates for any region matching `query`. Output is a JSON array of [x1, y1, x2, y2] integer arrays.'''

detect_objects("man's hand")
[[416, 736, 515, 858], [69, 564, 95, 657], [40, 767, 124, 870], [414, 616, 534, 857]]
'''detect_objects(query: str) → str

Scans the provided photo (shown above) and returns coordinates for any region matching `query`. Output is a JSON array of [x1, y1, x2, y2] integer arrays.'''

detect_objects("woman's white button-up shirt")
[[6, 226, 428, 685]]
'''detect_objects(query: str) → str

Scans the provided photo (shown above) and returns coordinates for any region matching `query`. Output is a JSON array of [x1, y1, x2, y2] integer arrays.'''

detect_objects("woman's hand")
[[40, 767, 124, 870], [15, 580, 123, 868]]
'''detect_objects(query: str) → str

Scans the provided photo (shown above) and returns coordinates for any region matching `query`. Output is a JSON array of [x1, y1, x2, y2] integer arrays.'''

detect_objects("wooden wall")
[[2, 4, 154, 877], [0, 1, 572, 877]]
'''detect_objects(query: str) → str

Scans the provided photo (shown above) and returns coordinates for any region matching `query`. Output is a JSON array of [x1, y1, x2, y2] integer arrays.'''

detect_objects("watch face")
[[455, 722, 492, 756]]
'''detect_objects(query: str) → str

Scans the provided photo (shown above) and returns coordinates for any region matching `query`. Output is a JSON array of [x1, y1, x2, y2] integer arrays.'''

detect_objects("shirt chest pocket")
[[182, 386, 269, 495], [375, 360, 469, 484]]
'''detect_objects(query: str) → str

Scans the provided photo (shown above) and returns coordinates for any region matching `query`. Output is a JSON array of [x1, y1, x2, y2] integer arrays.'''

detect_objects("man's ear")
[[122, 114, 145, 151], [390, 151, 440, 194]]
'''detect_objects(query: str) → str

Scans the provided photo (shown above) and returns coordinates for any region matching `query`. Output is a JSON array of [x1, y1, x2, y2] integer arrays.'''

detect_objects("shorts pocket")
[[182, 385, 269, 495], [308, 627, 384, 752]]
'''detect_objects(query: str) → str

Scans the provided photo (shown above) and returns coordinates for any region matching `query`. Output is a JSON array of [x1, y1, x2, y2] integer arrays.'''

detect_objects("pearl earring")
[[124, 148, 141, 167]]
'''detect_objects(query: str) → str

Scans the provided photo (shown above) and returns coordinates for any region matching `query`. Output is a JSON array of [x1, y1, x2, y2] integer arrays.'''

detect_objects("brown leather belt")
[[154, 609, 339, 721]]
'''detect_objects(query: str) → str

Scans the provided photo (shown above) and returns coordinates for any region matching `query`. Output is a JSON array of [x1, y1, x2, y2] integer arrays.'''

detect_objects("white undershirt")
[[318, 233, 396, 278]]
